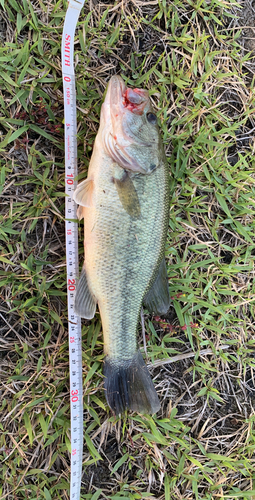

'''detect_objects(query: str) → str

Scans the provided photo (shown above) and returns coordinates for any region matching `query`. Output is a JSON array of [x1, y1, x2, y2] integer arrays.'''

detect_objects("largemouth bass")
[[73, 76, 170, 414]]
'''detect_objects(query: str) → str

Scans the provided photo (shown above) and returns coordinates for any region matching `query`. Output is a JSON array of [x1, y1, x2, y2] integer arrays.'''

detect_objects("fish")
[[73, 75, 170, 414]]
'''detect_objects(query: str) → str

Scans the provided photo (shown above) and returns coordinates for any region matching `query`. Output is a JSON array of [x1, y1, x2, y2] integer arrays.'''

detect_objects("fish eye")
[[146, 112, 157, 125]]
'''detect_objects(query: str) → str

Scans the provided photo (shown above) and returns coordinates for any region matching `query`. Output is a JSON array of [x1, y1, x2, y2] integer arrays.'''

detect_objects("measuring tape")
[[62, 1, 85, 498]]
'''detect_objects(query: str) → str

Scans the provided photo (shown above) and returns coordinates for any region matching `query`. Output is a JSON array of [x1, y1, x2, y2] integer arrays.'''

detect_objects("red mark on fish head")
[[123, 88, 148, 115]]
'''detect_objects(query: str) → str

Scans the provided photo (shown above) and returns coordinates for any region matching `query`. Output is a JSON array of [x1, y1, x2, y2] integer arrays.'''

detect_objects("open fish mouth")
[[106, 75, 149, 116]]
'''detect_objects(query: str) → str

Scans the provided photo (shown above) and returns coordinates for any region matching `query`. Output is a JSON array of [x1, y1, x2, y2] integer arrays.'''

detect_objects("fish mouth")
[[106, 75, 149, 115], [102, 76, 152, 174]]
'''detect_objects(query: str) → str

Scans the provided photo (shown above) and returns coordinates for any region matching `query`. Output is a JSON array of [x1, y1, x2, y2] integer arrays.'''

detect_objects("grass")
[[1, 0, 255, 498]]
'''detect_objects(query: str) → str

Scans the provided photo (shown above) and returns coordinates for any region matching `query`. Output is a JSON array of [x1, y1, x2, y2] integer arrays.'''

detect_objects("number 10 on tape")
[[62, 0, 86, 498]]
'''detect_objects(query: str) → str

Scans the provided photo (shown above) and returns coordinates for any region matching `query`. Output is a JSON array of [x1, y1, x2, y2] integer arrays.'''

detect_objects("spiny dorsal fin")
[[143, 258, 170, 315], [73, 178, 94, 207], [74, 265, 97, 319]]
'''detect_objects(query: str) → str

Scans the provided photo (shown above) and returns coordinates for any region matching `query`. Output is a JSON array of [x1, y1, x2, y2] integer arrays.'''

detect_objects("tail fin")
[[104, 351, 160, 415]]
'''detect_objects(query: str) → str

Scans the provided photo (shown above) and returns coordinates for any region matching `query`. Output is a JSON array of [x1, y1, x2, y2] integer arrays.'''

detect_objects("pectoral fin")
[[143, 258, 170, 315], [74, 265, 97, 319], [113, 167, 141, 219], [73, 178, 94, 207], [77, 205, 84, 221]]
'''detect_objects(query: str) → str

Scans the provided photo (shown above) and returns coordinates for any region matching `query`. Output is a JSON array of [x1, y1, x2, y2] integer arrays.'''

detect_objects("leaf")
[[108, 25, 120, 47], [8, 88, 27, 105], [164, 474, 170, 500], [111, 453, 129, 475], [0, 165, 5, 194], [29, 124, 60, 144], [0, 256, 15, 265], [142, 432, 168, 446], [176, 453, 186, 477], [0, 226, 19, 235], [233, 219, 253, 243], [17, 58, 31, 85], [90, 395, 106, 411], [208, 391, 224, 403], [23, 412, 33, 445], [173, 300, 184, 326], [17, 12, 23, 33], [50, 309, 63, 327], [7, 125, 29, 144], [1, 72, 18, 87], [37, 355, 43, 373], [91, 491, 103, 500], [223, 491, 255, 498], [44, 487, 52, 500], [21, 297, 38, 309], [197, 387, 208, 397], [8, 0, 20, 11], [38, 413, 48, 440], [27, 397, 47, 408], [215, 192, 232, 218], [207, 453, 234, 462], [186, 455, 204, 468], [84, 433, 102, 461], [28, 0, 38, 28], [84, 362, 100, 384]]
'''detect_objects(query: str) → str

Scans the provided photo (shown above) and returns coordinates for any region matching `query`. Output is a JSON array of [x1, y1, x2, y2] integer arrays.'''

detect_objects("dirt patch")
[[238, 0, 255, 51]]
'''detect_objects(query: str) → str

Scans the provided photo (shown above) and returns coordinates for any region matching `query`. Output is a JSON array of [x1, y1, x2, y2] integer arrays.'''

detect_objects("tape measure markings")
[[61, 1, 86, 498]]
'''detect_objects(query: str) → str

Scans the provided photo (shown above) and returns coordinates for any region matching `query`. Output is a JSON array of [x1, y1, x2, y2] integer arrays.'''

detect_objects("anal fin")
[[143, 258, 170, 315], [74, 265, 97, 319]]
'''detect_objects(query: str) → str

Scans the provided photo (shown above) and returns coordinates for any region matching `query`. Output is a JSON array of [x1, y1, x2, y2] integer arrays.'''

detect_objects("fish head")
[[100, 75, 163, 174]]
